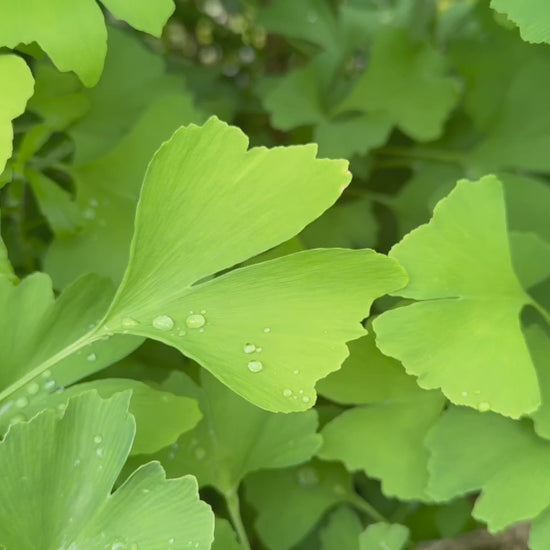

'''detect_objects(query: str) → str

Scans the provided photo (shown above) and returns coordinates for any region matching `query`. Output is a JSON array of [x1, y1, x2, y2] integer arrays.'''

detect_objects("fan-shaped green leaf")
[[8, 378, 202, 455], [339, 28, 459, 141], [374, 176, 538, 418], [0, 0, 174, 86], [101, 117, 407, 411], [0, 390, 214, 549]]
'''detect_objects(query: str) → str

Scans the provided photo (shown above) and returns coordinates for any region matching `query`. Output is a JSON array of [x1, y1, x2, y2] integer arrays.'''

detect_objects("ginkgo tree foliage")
[[1, 1, 550, 549]]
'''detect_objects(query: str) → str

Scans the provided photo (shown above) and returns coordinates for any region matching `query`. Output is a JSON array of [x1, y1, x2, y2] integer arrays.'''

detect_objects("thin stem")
[[531, 299, 550, 328], [226, 489, 251, 550], [350, 494, 388, 523], [0, 327, 105, 403]]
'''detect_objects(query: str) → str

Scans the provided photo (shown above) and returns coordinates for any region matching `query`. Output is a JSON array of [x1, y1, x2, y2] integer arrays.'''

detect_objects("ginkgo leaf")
[[491, 0, 550, 44], [0, 0, 174, 86], [426, 406, 550, 532], [0, 390, 214, 549], [101, 117, 407, 411], [373, 176, 538, 418], [0, 54, 34, 172], [0, 273, 141, 424], [130, 370, 321, 496], [45, 92, 204, 287], [339, 27, 459, 141], [258, 0, 339, 51], [5, 378, 202, 455], [359, 523, 409, 550], [318, 333, 445, 500], [470, 56, 550, 173], [244, 460, 357, 550]]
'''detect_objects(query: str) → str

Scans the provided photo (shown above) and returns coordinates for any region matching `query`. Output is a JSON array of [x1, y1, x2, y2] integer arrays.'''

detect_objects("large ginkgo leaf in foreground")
[[0, 390, 213, 549], [0, 54, 34, 172], [101, 117, 407, 411], [374, 176, 537, 418], [0, 0, 174, 86]]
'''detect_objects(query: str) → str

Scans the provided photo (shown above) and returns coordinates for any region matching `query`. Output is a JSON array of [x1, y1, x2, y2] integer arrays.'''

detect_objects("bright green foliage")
[[318, 333, 444, 500], [3, 1, 550, 548], [470, 56, 550, 172], [103, 117, 407, 411], [339, 27, 459, 141], [244, 460, 357, 550], [491, 0, 550, 44], [374, 176, 537, 418], [46, 93, 203, 287], [68, 27, 194, 163], [359, 523, 409, 550], [6, 378, 202, 455], [0, 0, 174, 86], [0, 390, 214, 549], [135, 371, 321, 496], [426, 406, 550, 532], [0, 273, 141, 417], [0, 55, 34, 172], [320, 507, 362, 550]]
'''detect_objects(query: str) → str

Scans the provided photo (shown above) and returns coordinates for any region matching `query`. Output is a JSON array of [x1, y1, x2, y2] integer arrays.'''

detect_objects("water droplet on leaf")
[[94, 435, 102, 444], [26, 382, 39, 395], [248, 360, 263, 373], [121, 317, 138, 328], [243, 343, 256, 354], [186, 313, 206, 329], [87, 353, 97, 362], [283, 389, 293, 397], [478, 402, 490, 412], [153, 315, 175, 331], [194, 447, 206, 461], [15, 397, 28, 408], [264, 327, 271, 333], [297, 466, 319, 486]]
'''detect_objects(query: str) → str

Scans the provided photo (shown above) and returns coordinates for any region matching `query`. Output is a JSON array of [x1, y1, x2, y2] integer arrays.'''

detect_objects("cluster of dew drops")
[[120, 310, 311, 402], [0, 369, 60, 426]]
